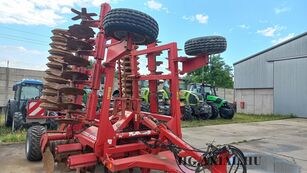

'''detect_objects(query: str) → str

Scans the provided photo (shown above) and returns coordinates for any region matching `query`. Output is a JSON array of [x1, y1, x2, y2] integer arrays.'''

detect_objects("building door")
[[273, 58, 307, 117]]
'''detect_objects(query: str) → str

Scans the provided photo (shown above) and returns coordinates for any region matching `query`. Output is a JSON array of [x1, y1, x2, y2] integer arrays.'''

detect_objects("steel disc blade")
[[49, 48, 73, 57], [46, 68, 62, 77], [50, 35, 67, 43], [66, 39, 93, 50], [46, 62, 63, 70], [44, 83, 57, 90], [62, 55, 89, 67], [43, 147, 55, 173], [59, 87, 85, 95], [68, 24, 95, 39], [41, 95, 58, 104], [44, 75, 68, 84], [76, 50, 93, 56], [42, 89, 58, 96], [52, 29, 69, 36], [40, 103, 61, 111], [47, 56, 65, 64], [62, 71, 88, 80], [44, 82, 66, 90], [61, 102, 84, 110], [49, 42, 68, 50]]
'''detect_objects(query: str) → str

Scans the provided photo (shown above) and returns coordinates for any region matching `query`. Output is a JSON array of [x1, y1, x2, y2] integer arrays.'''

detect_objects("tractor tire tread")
[[26, 125, 46, 161], [103, 8, 159, 45], [208, 103, 219, 119], [184, 36, 227, 56], [13, 112, 24, 131]]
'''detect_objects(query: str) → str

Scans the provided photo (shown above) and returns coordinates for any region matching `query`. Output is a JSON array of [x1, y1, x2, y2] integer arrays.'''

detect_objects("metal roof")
[[14, 79, 43, 86], [234, 32, 307, 65]]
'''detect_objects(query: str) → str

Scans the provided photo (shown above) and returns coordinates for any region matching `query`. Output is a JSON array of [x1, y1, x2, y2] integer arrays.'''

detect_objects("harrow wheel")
[[103, 8, 159, 45], [26, 125, 46, 161], [184, 36, 227, 56]]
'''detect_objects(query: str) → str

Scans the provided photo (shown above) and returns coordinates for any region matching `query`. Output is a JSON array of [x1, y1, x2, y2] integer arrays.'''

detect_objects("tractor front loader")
[[27, 3, 246, 172]]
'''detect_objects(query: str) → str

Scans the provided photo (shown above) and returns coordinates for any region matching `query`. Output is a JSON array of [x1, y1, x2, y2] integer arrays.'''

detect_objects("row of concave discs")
[[40, 24, 95, 113]]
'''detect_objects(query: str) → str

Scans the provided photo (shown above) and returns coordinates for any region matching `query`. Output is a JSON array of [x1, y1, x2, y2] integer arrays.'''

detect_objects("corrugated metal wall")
[[234, 34, 307, 89], [273, 57, 307, 117]]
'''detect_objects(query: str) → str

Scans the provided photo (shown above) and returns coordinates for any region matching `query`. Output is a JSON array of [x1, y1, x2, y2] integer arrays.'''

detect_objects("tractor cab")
[[189, 83, 217, 99], [12, 79, 43, 110], [5, 79, 44, 130]]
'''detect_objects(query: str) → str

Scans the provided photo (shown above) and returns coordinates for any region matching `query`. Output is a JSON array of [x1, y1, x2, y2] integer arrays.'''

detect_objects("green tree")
[[186, 54, 234, 88]]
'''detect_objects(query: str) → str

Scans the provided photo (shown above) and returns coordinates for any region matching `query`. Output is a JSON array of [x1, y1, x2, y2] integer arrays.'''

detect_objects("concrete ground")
[[0, 118, 306, 173]]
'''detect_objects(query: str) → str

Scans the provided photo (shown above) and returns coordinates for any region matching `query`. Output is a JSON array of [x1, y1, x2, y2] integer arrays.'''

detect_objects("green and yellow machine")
[[140, 80, 213, 120], [189, 83, 235, 119]]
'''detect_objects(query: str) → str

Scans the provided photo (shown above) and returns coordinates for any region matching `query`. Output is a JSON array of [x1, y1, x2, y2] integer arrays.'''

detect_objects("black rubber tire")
[[25, 125, 46, 161], [182, 105, 193, 121], [47, 112, 58, 130], [228, 145, 247, 173], [219, 105, 235, 119], [141, 102, 150, 112], [208, 103, 219, 119], [163, 105, 170, 116], [47, 119, 57, 130], [4, 101, 17, 127], [12, 112, 24, 131], [4, 104, 11, 127], [198, 105, 209, 120], [184, 36, 227, 56], [103, 8, 159, 45]]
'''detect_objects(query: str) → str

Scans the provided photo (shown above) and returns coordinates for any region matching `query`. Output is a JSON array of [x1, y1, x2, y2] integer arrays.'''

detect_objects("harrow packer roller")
[[35, 3, 246, 173]]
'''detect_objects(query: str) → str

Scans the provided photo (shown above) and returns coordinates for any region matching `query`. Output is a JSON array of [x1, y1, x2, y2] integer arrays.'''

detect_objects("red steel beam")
[[139, 74, 172, 80], [55, 143, 82, 154], [67, 153, 97, 169]]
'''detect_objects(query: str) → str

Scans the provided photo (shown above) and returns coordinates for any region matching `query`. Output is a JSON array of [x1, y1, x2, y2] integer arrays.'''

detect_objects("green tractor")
[[140, 81, 213, 120], [189, 83, 235, 119], [178, 89, 213, 120]]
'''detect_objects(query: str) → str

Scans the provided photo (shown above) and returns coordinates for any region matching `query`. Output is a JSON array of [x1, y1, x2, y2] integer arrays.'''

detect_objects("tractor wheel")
[[103, 8, 159, 45], [26, 125, 46, 161], [182, 105, 193, 121], [163, 105, 171, 115], [47, 118, 58, 130], [219, 105, 235, 119], [47, 112, 58, 130], [198, 107, 209, 120], [141, 102, 150, 112], [208, 103, 219, 120], [12, 112, 24, 131], [184, 36, 227, 56], [4, 105, 12, 127], [4, 102, 17, 127]]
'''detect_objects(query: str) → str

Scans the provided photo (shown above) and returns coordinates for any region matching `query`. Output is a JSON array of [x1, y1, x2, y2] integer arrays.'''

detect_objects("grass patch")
[[181, 113, 294, 128], [0, 114, 26, 144]]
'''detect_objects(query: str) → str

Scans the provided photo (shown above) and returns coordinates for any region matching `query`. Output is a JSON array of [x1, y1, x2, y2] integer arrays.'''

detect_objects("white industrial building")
[[234, 32, 307, 117]]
